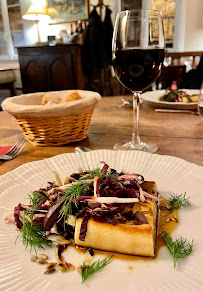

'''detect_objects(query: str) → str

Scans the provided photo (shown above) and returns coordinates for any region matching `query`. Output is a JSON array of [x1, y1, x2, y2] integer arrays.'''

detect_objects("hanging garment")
[[82, 7, 113, 75], [103, 7, 114, 66]]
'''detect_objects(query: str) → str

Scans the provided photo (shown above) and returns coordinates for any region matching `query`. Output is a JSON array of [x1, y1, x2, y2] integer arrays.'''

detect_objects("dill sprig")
[[27, 191, 43, 219], [18, 212, 52, 253], [58, 181, 89, 224], [168, 192, 191, 212], [80, 256, 113, 283], [161, 232, 194, 268], [75, 206, 89, 218], [82, 166, 117, 180], [85, 167, 101, 179]]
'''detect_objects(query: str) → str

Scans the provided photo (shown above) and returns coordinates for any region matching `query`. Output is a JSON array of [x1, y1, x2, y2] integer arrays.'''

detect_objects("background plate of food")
[[142, 89, 199, 110], [0, 150, 203, 291]]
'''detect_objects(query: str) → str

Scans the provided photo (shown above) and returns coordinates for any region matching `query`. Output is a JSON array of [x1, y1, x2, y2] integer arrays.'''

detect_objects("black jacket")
[[82, 7, 113, 74]]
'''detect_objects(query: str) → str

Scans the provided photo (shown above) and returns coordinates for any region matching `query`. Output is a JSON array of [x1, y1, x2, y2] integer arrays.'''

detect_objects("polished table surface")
[[0, 95, 203, 175]]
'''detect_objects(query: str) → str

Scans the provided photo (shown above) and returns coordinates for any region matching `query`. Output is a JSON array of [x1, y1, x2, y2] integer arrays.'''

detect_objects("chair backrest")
[[0, 69, 16, 85], [156, 65, 186, 89], [165, 51, 202, 69]]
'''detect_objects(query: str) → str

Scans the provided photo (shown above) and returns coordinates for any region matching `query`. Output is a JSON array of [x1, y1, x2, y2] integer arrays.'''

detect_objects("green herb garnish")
[[17, 190, 52, 252], [27, 191, 43, 219], [80, 256, 113, 283], [85, 167, 102, 179], [82, 166, 117, 180], [168, 192, 191, 212], [186, 95, 193, 103], [75, 206, 88, 218], [58, 181, 89, 225], [161, 232, 194, 268], [18, 212, 52, 253], [167, 93, 174, 102]]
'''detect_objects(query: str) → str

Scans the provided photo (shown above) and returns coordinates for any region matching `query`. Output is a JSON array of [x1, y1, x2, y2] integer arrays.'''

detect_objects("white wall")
[[39, 0, 114, 42], [11, 0, 203, 51], [183, 0, 203, 51]]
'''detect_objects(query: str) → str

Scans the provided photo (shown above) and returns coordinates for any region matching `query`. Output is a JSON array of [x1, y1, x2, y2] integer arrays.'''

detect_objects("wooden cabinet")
[[17, 44, 86, 94]]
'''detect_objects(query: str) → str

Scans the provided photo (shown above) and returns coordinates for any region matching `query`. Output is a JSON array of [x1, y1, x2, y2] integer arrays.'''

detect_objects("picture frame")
[[48, 0, 90, 24]]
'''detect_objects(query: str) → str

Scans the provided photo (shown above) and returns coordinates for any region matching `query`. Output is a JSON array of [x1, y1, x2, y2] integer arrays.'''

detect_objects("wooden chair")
[[156, 65, 186, 89], [165, 51, 202, 69], [0, 69, 16, 96]]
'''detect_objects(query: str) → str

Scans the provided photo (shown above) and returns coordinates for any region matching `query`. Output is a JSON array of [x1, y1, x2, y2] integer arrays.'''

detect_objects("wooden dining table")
[[1, 95, 203, 176]]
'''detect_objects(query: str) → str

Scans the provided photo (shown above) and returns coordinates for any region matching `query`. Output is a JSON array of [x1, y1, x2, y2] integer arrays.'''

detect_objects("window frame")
[[0, 0, 24, 60], [143, 0, 186, 52], [115, 0, 186, 52]]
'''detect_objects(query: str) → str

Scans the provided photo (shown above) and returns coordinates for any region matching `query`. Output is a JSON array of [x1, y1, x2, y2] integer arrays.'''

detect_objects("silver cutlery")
[[75, 147, 90, 153], [155, 108, 199, 115], [0, 137, 27, 161]]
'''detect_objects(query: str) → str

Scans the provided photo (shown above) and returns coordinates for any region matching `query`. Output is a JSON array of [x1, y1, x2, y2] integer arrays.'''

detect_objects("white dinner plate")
[[0, 150, 203, 291], [142, 89, 199, 109]]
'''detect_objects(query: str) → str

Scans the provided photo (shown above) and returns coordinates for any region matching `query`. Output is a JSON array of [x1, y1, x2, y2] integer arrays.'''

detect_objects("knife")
[[155, 109, 199, 115], [75, 147, 91, 153]]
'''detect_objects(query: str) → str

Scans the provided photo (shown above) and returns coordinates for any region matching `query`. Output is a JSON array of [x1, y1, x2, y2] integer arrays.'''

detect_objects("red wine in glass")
[[112, 9, 165, 152], [113, 48, 164, 92]]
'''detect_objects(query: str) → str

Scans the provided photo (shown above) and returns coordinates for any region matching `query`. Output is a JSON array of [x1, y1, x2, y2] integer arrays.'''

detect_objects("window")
[[151, 0, 175, 48], [0, 4, 8, 57], [0, 0, 25, 60], [121, 0, 142, 10], [114, 0, 186, 52]]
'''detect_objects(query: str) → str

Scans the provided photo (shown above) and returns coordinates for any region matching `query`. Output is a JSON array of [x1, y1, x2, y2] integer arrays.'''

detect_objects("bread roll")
[[41, 93, 61, 105], [61, 90, 82, 103]]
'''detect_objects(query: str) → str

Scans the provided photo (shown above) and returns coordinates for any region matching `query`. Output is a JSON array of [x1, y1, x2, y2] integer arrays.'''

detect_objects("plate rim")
[[0, 150, 203, 291], [142, 89, 199, 109], [1, 150, 202, 179]]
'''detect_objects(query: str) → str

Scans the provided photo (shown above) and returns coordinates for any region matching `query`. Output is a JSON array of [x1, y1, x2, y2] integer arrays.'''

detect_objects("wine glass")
[[198, 82, 203, 121], [112, 9, 165, 153]]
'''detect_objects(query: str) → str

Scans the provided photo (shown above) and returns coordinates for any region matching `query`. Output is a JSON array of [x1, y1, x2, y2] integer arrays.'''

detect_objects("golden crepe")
[[75, 181, 158, 257], [182, 95, 198, 103]]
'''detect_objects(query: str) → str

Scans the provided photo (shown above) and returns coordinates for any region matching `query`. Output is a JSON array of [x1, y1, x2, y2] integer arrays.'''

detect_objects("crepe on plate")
[[75, 181, 158, 257]]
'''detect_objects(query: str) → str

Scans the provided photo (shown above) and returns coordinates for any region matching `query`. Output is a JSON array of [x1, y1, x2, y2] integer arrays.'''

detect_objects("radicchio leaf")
[[14, 203, 31, 229], [79, 212, 91, 241]]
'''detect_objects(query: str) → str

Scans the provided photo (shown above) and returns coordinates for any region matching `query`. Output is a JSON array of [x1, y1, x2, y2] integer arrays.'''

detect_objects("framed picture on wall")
[[48, 0, 90, 24], [121, 0, 142, 10]]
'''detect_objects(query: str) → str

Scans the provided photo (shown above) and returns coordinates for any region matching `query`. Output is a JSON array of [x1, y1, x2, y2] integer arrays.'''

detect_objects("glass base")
[[113, 140, 158, 153]]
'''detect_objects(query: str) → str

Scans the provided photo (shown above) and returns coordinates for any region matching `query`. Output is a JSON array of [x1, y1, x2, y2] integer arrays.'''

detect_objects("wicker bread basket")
[[2, 90, 101, 146]]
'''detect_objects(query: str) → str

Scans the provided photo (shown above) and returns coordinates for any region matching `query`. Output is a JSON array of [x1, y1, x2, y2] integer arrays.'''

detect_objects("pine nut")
[[77, 266, 81, 274], [44, 267, 55, 274], [160, 205, 166, 210], [165, 217, 171, 223], [171, 217, 178, 223], [39, 254, 48, 260], [59, 240, 71, 245], [58, 263, 67, 272], [49, 195, 57, 200], [46, 262, 57, 269], [64, 177, 70, 185], [78, 167, 83, 173], [36, 257, 47, 264], [30, 255, 38, 262], [66, 263, 75, 270]]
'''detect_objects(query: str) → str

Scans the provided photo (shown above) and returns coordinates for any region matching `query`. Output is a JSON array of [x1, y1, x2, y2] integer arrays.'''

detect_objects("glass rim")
[[117, 9, 163, 17]]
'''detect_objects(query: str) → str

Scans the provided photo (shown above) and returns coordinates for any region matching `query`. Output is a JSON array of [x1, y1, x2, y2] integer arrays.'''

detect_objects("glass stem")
[[132, 92, 141, 145]]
